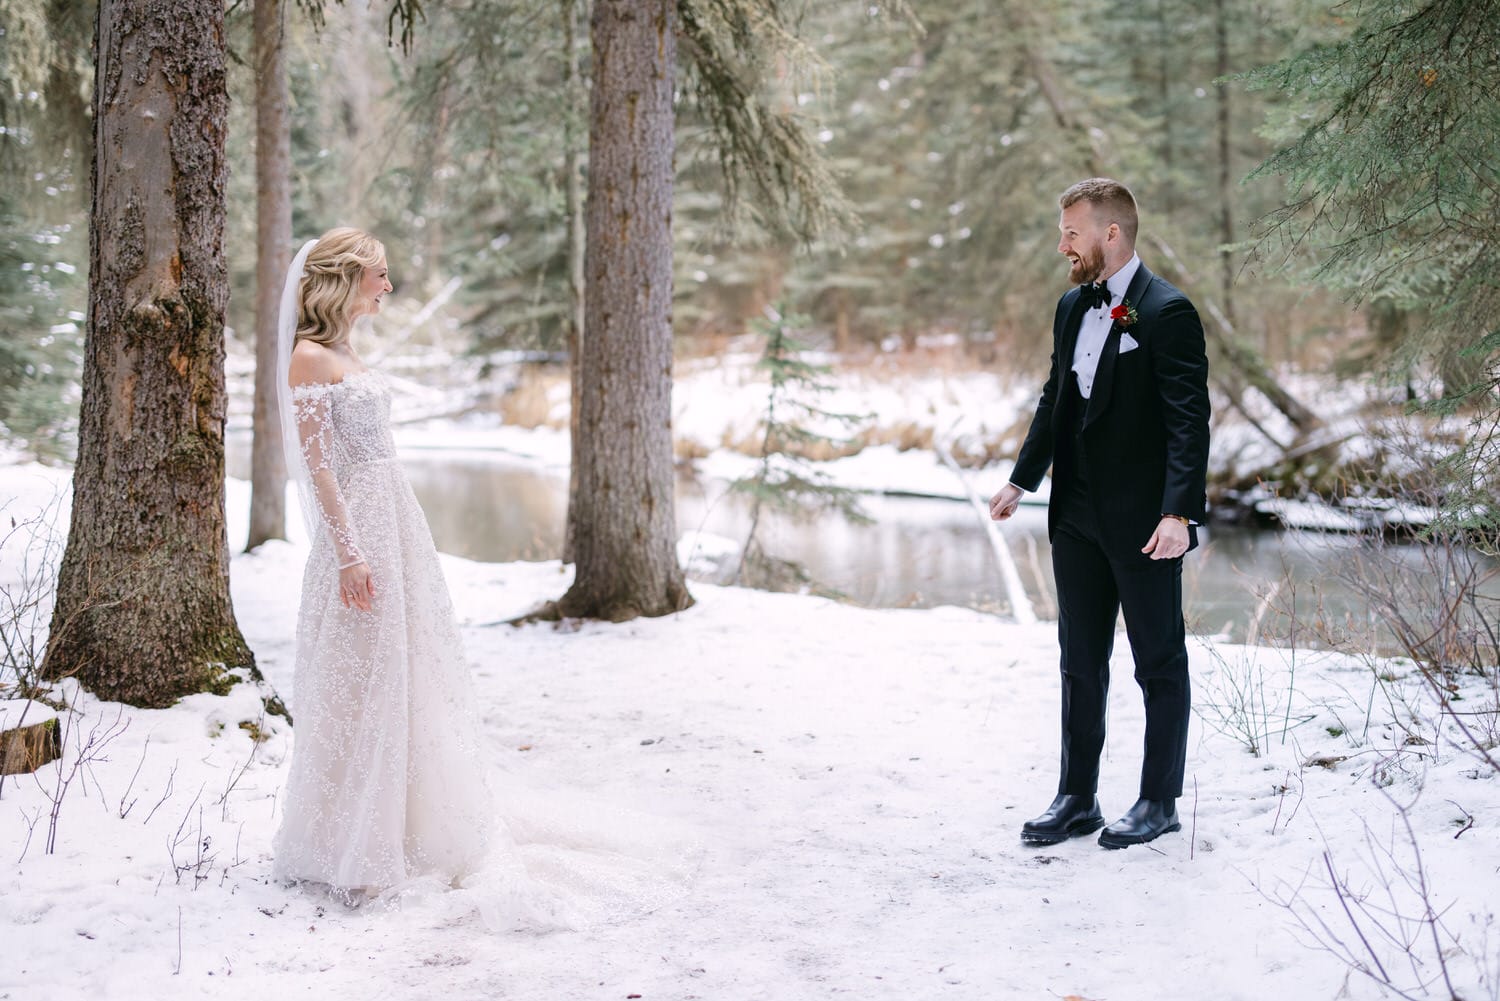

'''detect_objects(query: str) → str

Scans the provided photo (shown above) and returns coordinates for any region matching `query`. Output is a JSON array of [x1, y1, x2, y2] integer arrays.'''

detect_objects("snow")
[[668, 350, 1039, 468], [3, 463, 1499, 1001], [1256, 498, 1372, 533], [0, 699, 57, 733], [394, 417, 571, 471], [676, 530, 743, 582], [216, 341, 1467, 536]]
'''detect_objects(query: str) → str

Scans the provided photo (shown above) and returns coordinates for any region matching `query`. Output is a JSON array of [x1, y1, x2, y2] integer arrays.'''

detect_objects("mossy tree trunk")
[[246, 0, 290, 551], [558, 0, 692, 621], [44, 0, 254, 706]]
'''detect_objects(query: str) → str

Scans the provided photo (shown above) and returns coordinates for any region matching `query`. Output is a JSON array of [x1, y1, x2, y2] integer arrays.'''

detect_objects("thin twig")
[[142, 761, 179, 826], [1323, 849, 1392, 983], [1190, 778, 1197, 860], [118, 735, 150, 819], [216, 715, 264, 820], [15, 806, 42, 863]]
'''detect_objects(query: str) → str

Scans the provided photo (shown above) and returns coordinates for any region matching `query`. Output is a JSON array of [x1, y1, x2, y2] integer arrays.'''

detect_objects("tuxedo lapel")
[[1120, 262, 1154, 313], [1058, 293, 1090, 386], [1083, 264, 1155, 428], [1083, 332, 1121, 427]]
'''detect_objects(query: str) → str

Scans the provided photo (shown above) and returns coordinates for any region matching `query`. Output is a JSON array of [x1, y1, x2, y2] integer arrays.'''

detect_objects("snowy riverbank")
[[2, 462, 1497, 1001], [224, 342, 1461, 533]]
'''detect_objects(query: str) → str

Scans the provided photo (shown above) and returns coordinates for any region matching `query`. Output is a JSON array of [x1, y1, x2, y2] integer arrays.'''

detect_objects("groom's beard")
[[1067, 245, 1106, 285]]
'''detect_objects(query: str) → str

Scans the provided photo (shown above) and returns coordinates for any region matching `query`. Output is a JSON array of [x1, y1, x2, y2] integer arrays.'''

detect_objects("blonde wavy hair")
[[296, 227, 387, 346]]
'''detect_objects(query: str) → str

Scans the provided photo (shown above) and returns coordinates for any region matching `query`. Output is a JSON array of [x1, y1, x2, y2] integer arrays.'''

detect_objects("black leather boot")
[[1021, 794, 1105, 845], [1098, 798, 1180, 849]]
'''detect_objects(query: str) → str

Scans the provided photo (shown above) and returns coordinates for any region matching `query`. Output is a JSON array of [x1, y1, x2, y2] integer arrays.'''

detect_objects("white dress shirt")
[[1070, 253, 1141, 399]]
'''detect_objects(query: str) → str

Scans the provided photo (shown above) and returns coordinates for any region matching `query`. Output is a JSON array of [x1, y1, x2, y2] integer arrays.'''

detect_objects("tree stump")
[[1, 711, 62, 776]]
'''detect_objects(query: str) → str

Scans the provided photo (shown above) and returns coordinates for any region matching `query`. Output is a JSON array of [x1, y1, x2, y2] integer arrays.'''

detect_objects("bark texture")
[[1213, 0, 1235, 326], [559, 0, 692, 620], [246, 0, 290, 551], [1, 717, 61, 776], [45, 0, 254, 706], [562, 0, 587, 565]]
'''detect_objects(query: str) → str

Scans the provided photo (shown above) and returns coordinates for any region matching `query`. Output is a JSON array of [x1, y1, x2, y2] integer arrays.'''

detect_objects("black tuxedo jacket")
[[1010, 262, 1210, 560]]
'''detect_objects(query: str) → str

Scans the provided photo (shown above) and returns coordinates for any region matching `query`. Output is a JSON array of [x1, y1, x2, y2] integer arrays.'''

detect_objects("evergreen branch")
[[1245, 0, 1500, 367], [676, 0, 916, 244]]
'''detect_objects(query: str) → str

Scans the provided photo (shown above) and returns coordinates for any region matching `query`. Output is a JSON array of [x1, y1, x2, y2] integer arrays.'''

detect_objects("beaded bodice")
[[290, 370, 397, 568]]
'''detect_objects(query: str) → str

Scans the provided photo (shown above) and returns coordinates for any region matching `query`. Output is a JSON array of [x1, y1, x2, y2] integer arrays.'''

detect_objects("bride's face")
[[352, 258, 393, 317]]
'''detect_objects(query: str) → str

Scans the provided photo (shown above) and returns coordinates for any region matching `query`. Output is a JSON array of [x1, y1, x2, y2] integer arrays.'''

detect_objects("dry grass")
[[499, 339, 1024, 469], [675, 437, 713, 462], [497, 366, 566, 430], [716, 427, 866, 462], [710, 421, 1016, 469], [861, 422, 934, 453]]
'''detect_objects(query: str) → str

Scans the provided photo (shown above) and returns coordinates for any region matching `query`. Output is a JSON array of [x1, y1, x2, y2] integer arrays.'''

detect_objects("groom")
[[990, 178, 1210, 849]]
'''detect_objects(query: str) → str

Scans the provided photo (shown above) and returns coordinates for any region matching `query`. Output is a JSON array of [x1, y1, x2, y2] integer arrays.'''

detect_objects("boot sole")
[[1021, 815, 1106, 846], [1098, 820, 1182, 849]]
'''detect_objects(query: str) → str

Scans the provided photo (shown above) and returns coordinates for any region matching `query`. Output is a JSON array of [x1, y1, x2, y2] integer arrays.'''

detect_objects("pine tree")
[[1246, 0, 1500, 524], [1247, 0, 1500, 383], [0, 194, 83, 459], [557, 0, 692, 620], [43, 0, 255, 707], [0, 0, 92, 459], [732, 305, 869, 583], [245, 0, 293, 552]]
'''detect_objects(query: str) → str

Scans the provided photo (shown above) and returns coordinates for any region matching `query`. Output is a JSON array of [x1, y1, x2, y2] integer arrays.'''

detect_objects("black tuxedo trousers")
[[1053, 375, 1190, 802]]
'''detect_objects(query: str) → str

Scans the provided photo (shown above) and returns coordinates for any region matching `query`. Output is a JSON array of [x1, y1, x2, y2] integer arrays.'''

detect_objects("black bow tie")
[[1078, 282, 1112, 310]]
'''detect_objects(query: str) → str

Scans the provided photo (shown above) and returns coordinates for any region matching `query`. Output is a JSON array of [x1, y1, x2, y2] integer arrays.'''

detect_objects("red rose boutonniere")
[[1110, 300, 1138, 328]]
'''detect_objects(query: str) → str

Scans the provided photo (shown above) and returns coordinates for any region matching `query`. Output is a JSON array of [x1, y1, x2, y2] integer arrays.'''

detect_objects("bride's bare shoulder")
[[288, 340, 344, 388]]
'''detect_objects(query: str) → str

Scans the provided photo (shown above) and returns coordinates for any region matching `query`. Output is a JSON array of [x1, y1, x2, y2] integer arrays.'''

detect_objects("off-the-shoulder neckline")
[[290, 369, 381, 394]]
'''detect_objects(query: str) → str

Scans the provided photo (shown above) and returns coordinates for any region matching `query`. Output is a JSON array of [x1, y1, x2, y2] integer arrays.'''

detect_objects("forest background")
[[2, 6, 1499, 995], [4, 0, 1491, 478]]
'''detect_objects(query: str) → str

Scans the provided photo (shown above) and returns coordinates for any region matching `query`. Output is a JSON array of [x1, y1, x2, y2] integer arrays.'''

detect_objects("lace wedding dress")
[[270, 370, 694, 927]]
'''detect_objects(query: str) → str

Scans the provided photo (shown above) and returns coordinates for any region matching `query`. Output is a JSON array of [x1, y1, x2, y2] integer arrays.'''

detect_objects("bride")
[[270, 228, 692, 924]]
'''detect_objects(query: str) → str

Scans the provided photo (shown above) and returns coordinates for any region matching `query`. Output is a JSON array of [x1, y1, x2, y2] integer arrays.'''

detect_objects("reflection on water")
[[405, 455, 1403, 644], [404, 458, 567, 563], [232, 438, 1454, 644]]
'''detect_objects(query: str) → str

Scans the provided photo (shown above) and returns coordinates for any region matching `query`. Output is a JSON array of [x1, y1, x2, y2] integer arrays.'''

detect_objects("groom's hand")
[[1141, 517, 1190, 560], [990, 484, 1023, 521]]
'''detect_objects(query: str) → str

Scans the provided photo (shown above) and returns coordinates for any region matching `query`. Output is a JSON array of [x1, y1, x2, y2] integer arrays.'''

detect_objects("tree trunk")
[[246, 0, 290, 551], [1025, 43, 1105, 174], [1155, 0, 1175, 221], [561, 0, 587, 565], [423, 76, 454, 289], [1213, 0, 1235, 327], [45, 0, 254, 706], [834, 291, 851, 354], [558, 0, 691, 620]]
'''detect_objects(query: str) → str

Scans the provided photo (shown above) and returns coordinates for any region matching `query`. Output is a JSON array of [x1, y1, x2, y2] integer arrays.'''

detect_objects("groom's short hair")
[[1059, 178, 1138, 246]]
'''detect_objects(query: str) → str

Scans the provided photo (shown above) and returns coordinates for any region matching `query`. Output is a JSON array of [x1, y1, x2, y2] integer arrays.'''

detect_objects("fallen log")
[[933, 437, 1038, 626], [1, 711, 62, 776]]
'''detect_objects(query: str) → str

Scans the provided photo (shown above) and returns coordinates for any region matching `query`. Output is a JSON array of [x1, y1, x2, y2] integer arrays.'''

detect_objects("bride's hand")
[[339, 562, 375, 612]]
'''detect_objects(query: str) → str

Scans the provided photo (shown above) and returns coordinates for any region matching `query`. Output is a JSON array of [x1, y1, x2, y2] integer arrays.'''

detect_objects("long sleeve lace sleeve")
[[294, 391, 366, 569]]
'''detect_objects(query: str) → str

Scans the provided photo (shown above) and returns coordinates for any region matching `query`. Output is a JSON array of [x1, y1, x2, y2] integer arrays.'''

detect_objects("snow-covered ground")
[[2, 461, 1498, 1001]]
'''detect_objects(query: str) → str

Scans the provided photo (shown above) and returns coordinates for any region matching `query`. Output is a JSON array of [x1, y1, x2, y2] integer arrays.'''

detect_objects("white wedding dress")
[[271, 370, 694, 927]]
